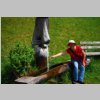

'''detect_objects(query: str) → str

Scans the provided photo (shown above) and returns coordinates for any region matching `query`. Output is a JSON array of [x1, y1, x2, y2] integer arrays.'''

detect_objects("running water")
[[47, 49, 49, 72], [42, 47, 49, 72]]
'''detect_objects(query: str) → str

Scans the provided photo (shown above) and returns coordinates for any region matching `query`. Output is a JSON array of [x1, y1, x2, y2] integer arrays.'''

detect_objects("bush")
[[9, 42, 35, 77]]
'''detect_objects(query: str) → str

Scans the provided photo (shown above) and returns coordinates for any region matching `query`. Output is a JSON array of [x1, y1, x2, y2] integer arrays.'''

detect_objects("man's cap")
[[68, 40, 76, 46]]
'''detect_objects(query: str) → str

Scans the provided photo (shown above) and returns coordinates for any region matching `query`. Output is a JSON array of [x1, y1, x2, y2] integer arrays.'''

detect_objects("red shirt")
[[66, 45, 86, 64]]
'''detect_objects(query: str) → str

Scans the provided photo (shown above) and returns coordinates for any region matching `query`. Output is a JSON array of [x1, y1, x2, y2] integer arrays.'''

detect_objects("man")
[[49, 40, 86, 84]]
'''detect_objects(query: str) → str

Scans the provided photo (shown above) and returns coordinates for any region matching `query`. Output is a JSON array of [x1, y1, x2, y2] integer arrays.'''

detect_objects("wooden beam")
[[80, 41, 100, 44], [81, 46, 100, 49], [86, 52, 100, 56]]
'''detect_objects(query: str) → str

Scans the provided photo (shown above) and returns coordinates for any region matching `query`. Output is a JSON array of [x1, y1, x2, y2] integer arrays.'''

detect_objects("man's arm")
[[82, 50, 86, 66], [49, 51, 67, 60]]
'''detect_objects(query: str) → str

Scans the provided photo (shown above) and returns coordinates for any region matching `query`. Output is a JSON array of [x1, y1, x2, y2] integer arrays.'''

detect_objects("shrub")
[[9, 42, 35, 77]]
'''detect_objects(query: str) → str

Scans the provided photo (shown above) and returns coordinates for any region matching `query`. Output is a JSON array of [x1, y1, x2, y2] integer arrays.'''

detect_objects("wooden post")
[[32, 17, 50, 69]]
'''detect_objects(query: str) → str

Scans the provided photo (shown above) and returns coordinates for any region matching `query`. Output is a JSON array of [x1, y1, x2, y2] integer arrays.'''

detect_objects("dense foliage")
[[9, 42, 34, 76]]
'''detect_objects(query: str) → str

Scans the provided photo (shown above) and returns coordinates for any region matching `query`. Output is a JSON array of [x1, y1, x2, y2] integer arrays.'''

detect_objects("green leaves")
[[9, 42, 34, 76]]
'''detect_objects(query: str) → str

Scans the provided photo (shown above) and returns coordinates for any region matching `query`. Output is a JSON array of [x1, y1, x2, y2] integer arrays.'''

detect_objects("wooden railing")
[[80, 41, 100, 56]]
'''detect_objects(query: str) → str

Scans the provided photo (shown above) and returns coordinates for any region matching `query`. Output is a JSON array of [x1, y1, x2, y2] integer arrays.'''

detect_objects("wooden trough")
[[15, 59, 91, 84], [15, 61, 70, 84]]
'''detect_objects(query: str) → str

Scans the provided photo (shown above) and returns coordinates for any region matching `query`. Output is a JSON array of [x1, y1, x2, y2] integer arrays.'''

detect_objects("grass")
[[1, 17, 100, 84], [85, 58, 100, 84]]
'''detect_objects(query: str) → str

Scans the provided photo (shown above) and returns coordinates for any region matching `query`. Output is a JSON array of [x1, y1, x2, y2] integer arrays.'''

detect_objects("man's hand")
[[49, 56, 54, 60], [82, 59, 87, 67], [82, 50, 86, 67], [83, 61, 86, 67]]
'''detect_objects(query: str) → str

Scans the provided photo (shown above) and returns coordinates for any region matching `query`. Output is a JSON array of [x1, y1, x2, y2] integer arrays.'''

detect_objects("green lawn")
[[1, 17, 100, 84]]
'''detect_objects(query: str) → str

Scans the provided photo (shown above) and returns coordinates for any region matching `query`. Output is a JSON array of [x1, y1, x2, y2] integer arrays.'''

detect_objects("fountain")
[[15, 17, 90, 84]]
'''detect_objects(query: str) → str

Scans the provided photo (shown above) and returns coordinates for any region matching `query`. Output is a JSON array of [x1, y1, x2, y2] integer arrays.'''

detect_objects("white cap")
[[68, 40, 76, 45]]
